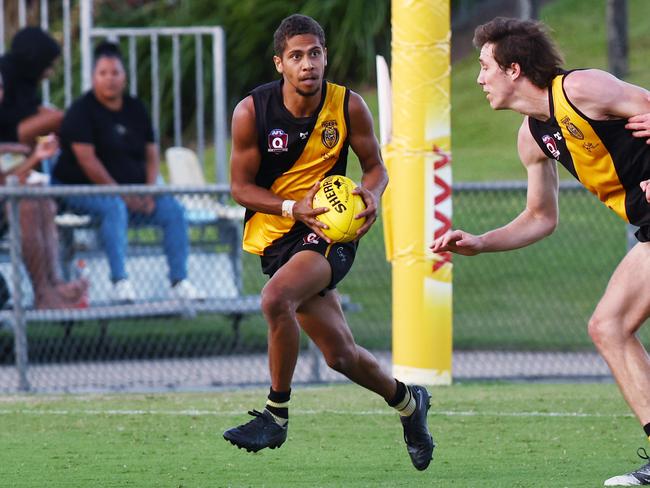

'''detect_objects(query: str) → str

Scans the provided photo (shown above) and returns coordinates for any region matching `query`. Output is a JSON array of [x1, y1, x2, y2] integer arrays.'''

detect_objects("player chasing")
[[223, 14, 434, 470], [431, 17, 650, 486]]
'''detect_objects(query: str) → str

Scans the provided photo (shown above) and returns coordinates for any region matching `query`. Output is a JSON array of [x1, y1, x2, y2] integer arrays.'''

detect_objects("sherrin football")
[[312, 175, 366, 243]]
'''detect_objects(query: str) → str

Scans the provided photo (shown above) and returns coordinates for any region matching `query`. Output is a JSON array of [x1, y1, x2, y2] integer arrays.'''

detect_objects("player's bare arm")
[[564, 70, 650, 120], [431, 119, 558, 255], [347, 91, 388, 239], [229, 96, 330, 240]]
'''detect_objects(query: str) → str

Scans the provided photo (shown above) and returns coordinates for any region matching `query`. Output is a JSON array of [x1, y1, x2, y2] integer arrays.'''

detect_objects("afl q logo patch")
[[268, 128, 289, 153], [560, 116, 584, 140], [321, 120, 339, 149], [542, 134, 561, 160]]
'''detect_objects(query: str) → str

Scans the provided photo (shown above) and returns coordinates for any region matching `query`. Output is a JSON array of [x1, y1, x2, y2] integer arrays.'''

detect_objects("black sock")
[[265, 387, 290, 426], [388, 379, 407, 407], [387, 380, 416, 416], [643, 422, 650, 440]]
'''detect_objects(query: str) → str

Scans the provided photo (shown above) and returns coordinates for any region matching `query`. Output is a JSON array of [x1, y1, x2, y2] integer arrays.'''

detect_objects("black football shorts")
[[260, 225, 357, 290]]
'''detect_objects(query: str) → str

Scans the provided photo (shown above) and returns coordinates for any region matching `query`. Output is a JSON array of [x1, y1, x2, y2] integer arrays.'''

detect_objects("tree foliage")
[[96, 0, 390, 112]]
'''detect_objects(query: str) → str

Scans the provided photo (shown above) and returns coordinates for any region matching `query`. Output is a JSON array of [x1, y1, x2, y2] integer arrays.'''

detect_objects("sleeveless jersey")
[[528, 72, 650, 228], [243, 79, 350, 255]]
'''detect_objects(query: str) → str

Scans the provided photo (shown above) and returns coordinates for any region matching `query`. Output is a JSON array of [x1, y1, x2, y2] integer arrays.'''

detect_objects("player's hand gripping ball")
[[312, 175, 366, 243]]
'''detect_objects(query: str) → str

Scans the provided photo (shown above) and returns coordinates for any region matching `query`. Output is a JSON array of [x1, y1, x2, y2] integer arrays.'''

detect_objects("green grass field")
[[0, 382, 645, 487]]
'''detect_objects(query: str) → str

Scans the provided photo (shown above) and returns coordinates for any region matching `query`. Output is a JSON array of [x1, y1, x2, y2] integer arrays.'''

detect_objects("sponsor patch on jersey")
[[268, 128, 289, 153], [560, 116, 584, 140], [321, 120, 339, 149], [542, 134, 561, 160]]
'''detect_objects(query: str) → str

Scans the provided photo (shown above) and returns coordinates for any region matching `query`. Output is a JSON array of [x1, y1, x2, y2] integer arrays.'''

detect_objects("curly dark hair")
[[273, 14, 325, 56], [473, 17, 564, 89]]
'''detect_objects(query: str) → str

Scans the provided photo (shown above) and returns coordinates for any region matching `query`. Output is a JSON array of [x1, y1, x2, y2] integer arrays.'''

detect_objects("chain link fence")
[[0, 181, 642, 392]]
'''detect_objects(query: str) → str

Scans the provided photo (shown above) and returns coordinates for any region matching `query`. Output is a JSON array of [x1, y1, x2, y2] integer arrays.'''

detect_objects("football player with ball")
[[225, 14, 434, 470]]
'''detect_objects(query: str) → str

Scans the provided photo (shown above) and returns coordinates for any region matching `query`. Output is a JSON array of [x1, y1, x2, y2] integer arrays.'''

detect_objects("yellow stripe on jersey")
[[551, 76, 629, 222], [243, 82, 349, 254]]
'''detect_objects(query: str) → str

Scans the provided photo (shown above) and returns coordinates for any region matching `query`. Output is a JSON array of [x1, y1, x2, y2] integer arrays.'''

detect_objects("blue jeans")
[[58, 192, 189, 283]]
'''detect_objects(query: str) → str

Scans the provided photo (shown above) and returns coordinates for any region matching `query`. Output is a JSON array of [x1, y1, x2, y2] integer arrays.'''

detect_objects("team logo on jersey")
[[560, 116, 584, 140], [321, 120, 339, 149], [268, 129, 289, 153], [303, 233, 320, 245], [542, 134, 561, 160], [583, 142, 600, 153]]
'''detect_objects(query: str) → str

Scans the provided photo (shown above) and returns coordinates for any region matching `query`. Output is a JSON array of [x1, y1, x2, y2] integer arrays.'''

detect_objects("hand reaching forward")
[[292, 181, 332, 243], [430, 229, 484, 256]]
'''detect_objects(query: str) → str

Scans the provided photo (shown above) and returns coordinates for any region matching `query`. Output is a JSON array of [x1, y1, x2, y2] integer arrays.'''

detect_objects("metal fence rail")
[[0, 182, 641, 393], [0, 183, 247, 391]]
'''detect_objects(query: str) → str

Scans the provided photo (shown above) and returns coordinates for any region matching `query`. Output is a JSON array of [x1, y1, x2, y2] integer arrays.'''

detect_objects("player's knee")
[[588, 314, 622, 349], [324, 345, 357, 373], [261, 285, 294, 321]]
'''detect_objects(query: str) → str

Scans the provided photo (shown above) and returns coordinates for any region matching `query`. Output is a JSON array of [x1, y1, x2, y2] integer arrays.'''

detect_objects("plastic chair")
[[164, 147, 244, 220]]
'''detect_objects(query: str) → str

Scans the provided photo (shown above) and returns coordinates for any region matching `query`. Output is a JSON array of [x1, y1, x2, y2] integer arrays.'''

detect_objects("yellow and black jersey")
[[243, 79, 351, 255], [528, 71, 650, 236]]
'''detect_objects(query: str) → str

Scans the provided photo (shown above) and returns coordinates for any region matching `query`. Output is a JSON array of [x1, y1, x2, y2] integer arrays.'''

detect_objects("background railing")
[[0, 181, 638, 392], [0, 1, 229, 182]]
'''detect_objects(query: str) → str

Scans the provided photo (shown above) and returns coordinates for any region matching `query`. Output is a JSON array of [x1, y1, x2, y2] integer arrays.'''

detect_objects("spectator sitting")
[[0, 135, 88, 309], [52, 41, 205, 303], [0, 27, 63, 145]]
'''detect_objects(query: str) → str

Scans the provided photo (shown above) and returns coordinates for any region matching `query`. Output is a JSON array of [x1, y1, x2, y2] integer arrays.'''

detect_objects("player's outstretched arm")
[[430, 229, 483, 256], [432, 121, 559, 256], [347, 91, 388, 240]]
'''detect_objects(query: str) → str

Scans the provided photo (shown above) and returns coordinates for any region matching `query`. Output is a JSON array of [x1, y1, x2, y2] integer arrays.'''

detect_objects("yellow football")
[[312, 175, 366, 243]]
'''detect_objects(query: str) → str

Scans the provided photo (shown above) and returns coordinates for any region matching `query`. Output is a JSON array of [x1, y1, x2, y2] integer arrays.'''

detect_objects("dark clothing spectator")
[[52, 42, 205, 302], [0, 27, 61, 143], [54, 92, 154, 184]]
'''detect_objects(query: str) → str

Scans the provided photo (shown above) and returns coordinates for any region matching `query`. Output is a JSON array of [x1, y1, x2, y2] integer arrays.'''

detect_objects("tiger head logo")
[[321, 120, 339, 149]]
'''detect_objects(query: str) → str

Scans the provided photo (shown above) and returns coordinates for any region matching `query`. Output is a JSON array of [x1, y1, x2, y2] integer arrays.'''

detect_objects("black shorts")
[[260, 226, 357, 290], [636, 226, 650, 242]]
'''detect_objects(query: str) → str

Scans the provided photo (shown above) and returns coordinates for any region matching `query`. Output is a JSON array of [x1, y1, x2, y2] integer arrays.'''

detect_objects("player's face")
[[274, 34, 327, 97], [477, 43, 516, 110], [92, 56, 127, 103]]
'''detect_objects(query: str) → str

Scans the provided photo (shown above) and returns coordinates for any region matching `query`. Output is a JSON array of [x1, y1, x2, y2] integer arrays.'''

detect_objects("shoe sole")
[[223, 435, 285, 453]]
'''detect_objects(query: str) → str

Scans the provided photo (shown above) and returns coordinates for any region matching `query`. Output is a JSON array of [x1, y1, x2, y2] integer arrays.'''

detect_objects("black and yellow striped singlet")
[[528, 71, 650, 237], [243, 79, 350, 255]]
